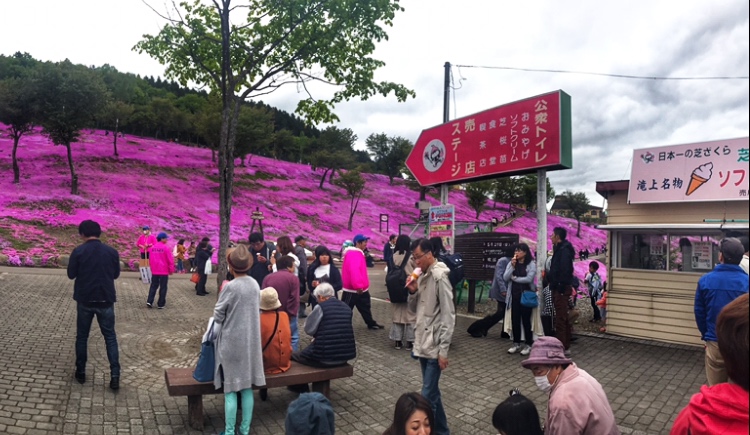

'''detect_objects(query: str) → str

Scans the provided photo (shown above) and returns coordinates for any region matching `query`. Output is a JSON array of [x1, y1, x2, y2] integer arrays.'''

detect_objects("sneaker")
[[406, 342, 414, 350], [158, 306, 165, 310], [74, 372, 86, 384], [146, 302, 152, 308], [599, 327, 607, 333], [394, 341, 403, 350], [508, 344, 522, 354], [109, 377, 120, 390], [564, 349, 572, 357], [520, 345, 531, 356], [367, 323, 383, 330]]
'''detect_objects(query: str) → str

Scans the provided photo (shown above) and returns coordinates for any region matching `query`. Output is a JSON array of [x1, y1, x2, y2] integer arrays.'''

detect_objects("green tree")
[[0, 77, 37, 183], [518, 174, 555, 211], [311, 126, 357, 188], [365, 133, 412, 184], [134, 0, 413, 285], [491, 176, 522, 211], [101, 101, 134, 156], [561, 190, 591, 237], [465, 180, 494, 219], [36, 61, 108, 194], [235, 105, 274, 166], [334, 169, 366, 231]]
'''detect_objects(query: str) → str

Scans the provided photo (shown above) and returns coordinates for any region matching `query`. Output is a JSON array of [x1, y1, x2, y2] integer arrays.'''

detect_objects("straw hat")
[[260, 287, 282, 311]]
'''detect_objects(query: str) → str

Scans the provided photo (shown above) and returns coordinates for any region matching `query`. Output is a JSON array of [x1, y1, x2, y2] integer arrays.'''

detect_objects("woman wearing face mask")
[[382, 392, 434, 435], [521, 337, 619, 435]]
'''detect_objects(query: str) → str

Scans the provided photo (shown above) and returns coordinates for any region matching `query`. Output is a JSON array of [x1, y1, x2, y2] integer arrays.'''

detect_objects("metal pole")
[[440, 61, 450, 206], [536, 169, 548, 292]]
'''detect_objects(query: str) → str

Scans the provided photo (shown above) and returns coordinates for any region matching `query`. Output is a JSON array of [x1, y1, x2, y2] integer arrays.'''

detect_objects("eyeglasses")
[[412, 251, 427, 261], [529, 366, 550, 376]]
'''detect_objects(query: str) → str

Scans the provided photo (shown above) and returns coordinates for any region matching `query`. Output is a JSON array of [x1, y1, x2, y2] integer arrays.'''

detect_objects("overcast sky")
[[1, 0, 748, 207]]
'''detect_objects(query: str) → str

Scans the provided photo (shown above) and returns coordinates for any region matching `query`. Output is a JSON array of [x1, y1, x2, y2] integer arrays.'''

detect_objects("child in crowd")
[[596, 284, 608, 332], [585, 261, 603, 322], [492, 388, 543, 435]]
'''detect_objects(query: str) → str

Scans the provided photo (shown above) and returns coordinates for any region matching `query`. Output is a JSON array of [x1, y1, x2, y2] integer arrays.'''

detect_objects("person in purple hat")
[[521, 336, 619, 435], [341, 234, 383, 329]]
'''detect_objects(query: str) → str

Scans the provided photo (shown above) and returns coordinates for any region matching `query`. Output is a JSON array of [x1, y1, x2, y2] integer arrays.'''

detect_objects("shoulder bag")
[[193, 321, 216, 382], [520, 290, 539, 308]]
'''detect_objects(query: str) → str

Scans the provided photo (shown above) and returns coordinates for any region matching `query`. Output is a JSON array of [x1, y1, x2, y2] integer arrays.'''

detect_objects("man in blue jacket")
[[694, 237, 749, 386]]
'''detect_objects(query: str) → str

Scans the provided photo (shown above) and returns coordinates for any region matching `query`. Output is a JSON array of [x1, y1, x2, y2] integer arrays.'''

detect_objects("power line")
[[454, 64, 749, 81]]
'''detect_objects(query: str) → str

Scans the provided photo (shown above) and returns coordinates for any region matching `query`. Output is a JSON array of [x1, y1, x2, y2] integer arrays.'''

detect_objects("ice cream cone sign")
[[686, 162, 713, 196]]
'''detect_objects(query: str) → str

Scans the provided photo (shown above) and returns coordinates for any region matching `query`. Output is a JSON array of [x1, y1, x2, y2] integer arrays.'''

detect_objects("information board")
[[454, 232, 519, 281]]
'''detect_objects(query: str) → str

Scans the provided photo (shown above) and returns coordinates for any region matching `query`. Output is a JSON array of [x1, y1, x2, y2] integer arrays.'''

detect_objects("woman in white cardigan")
[[503, 243, 543, 356]]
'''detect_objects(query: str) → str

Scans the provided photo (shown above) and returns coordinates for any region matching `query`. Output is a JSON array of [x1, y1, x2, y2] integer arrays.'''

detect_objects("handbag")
[[520, 290, 539, 308], [190, 272, 200, 284], [193, 321, 216, 382], [204, 259, 212, 275]]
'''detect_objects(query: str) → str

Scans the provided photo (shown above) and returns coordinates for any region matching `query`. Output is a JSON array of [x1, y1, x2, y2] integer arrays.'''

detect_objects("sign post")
[[428, 205, 455, 253], [406, 89, 573, 308]]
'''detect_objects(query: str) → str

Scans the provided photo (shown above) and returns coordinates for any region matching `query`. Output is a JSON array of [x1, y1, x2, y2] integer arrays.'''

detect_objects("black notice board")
[[454, 232, 519, 281]]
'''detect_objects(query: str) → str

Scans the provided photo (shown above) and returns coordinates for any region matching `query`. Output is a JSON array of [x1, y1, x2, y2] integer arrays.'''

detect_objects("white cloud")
[[1, 0, 747, 206]]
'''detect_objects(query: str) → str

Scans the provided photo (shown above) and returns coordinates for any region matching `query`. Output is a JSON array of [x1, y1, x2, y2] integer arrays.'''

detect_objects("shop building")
[[596, 137, 748, 346]]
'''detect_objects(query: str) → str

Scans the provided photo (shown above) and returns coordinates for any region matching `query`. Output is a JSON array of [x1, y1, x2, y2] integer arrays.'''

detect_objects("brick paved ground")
[[0, 266, 705, 434]]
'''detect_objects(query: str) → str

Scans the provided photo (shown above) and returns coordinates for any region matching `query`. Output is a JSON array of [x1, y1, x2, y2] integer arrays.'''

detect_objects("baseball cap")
[[157, 232, 168, 240], [142, 226, 150, 231], [294, 235, 307, 243], [353, 234, 370, 244]]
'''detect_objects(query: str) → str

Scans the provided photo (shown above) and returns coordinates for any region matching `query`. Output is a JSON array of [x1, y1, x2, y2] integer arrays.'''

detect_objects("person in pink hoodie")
[[147, 232, 175, 309], [341, 234, 382, 330], [671, 293, 749, 435]]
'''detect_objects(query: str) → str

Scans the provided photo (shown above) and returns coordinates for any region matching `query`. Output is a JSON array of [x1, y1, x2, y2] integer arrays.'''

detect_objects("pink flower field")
[[0, 125, 606, 283]]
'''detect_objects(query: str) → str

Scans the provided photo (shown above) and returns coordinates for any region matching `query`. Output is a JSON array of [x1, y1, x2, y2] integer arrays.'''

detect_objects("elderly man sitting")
[[521, 336, 619, 435], [293, 283, 356, 368]]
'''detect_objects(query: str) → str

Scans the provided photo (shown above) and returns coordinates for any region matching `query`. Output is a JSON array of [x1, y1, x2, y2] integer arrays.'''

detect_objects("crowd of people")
[[66, 220, 749, 434]]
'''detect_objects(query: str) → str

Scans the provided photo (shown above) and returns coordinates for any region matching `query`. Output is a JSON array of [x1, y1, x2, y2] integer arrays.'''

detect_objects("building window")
[[616, 231, 724, 272]]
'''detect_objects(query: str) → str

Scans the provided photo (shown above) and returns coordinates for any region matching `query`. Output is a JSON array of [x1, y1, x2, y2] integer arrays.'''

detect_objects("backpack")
[[439, 253, 465, 288], [385, 253, 410, 303]]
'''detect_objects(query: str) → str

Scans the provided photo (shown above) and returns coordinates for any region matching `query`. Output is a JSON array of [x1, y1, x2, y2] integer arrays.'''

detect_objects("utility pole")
[[440, 62, 450, 206]]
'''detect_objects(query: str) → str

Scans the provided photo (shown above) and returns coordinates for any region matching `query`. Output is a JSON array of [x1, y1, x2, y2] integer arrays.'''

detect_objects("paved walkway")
[[0, 266, 704, 434]]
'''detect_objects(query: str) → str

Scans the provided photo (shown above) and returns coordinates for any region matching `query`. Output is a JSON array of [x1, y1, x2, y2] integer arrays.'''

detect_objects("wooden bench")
[[165, 362, 353, 430]]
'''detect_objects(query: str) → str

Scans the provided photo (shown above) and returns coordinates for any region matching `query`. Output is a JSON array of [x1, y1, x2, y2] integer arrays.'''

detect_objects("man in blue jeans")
[[67, 220, 122, 390], [406, 238, 456, 434]]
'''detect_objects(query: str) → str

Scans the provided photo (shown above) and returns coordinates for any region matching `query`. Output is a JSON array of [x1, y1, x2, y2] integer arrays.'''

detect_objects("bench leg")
[[311, 380, 330, 398], [187, 395, 204, 430]]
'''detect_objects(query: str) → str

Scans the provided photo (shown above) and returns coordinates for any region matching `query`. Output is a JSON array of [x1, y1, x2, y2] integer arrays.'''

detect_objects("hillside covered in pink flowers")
[[0, 126, 606, 281]]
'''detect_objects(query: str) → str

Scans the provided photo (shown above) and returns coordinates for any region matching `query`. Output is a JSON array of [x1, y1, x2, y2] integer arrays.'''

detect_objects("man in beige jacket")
[[406, 238, 456, 435]]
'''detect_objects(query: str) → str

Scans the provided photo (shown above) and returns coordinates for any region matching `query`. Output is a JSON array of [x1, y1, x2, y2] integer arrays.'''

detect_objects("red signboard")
[[406, 90, 572, 186]]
